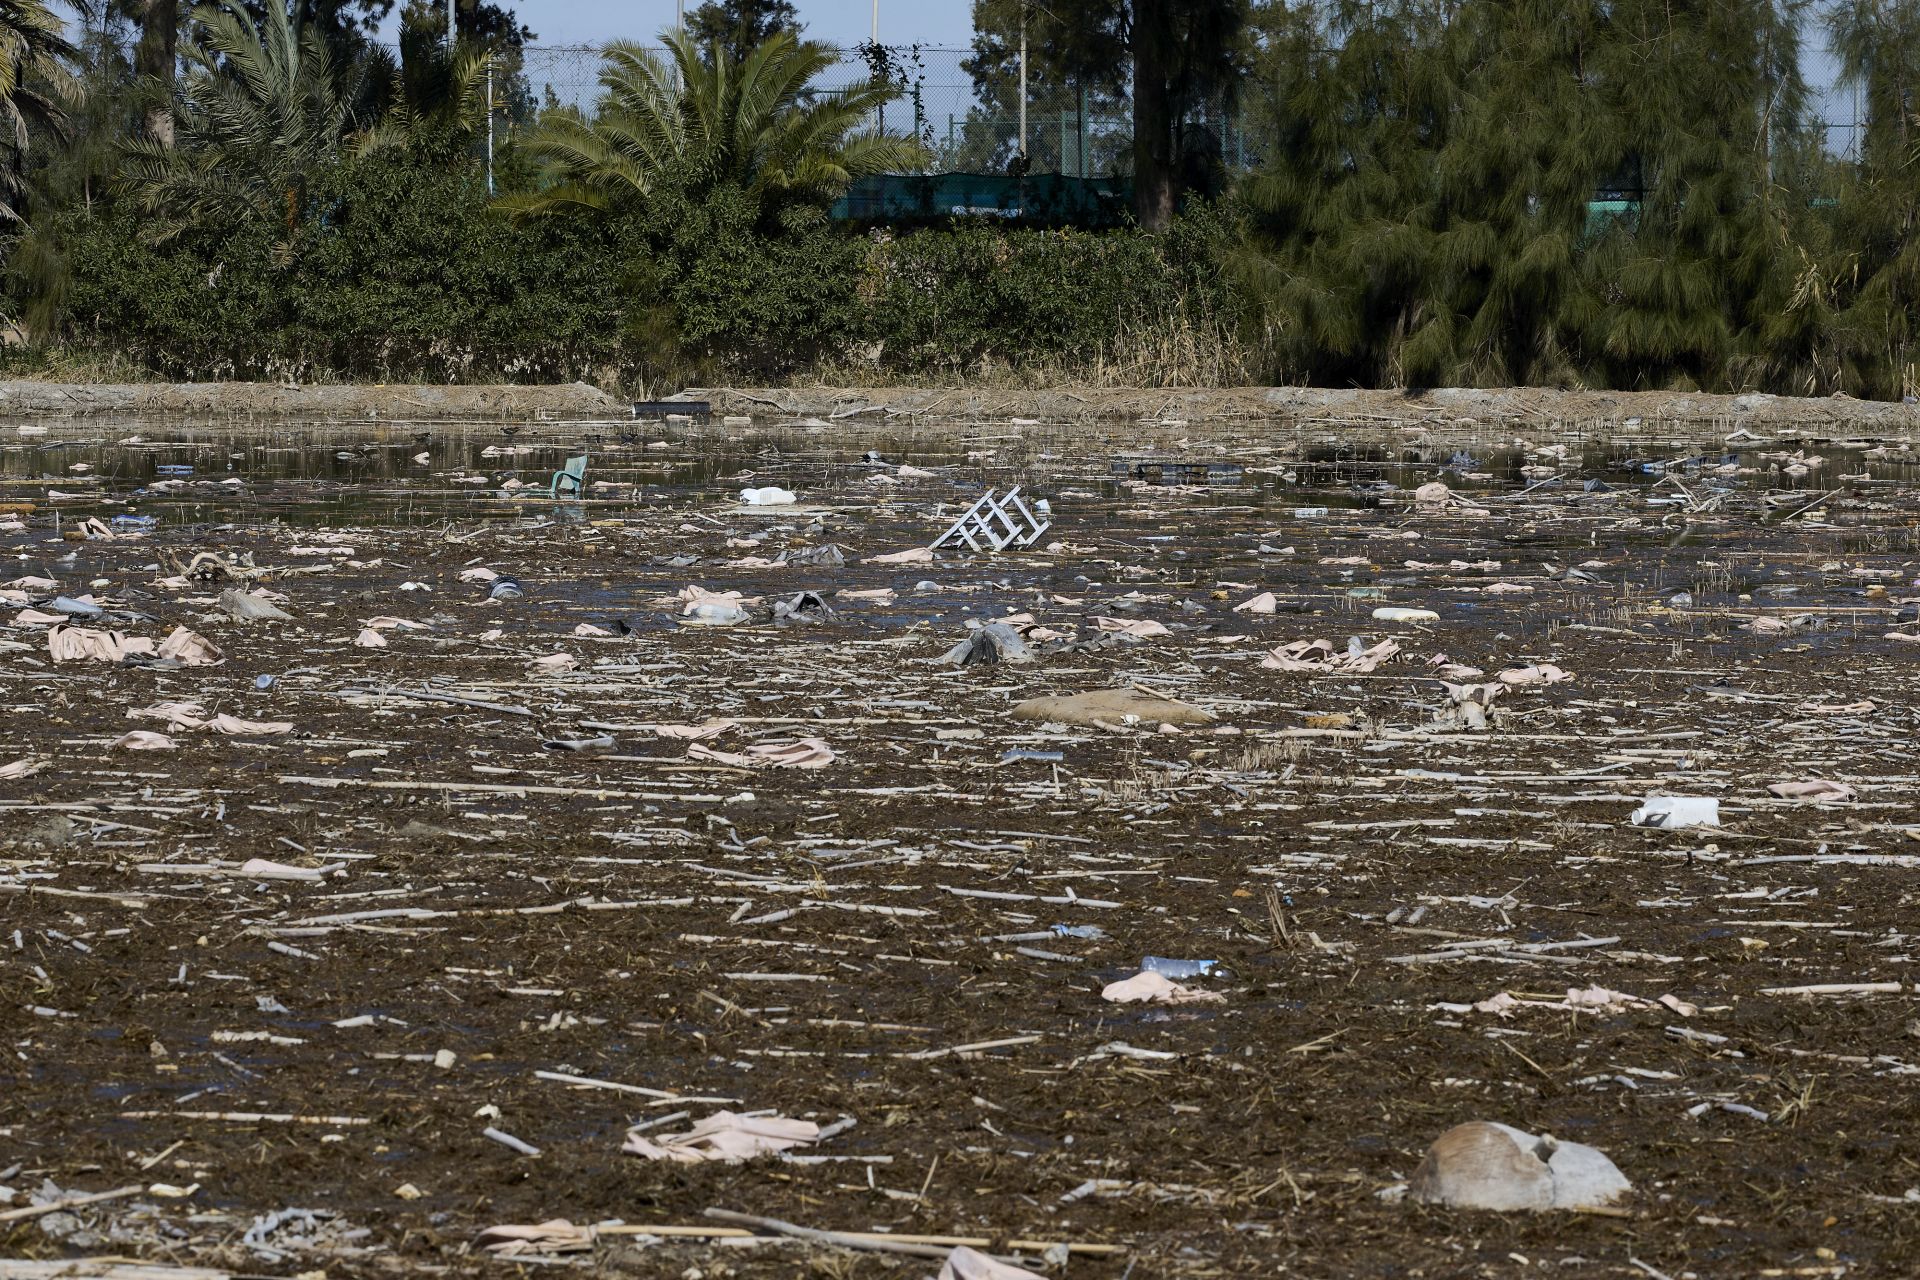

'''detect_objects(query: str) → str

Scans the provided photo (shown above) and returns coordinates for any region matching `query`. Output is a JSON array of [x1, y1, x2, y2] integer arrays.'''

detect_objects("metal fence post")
[[1078, 86, 1088, 178]]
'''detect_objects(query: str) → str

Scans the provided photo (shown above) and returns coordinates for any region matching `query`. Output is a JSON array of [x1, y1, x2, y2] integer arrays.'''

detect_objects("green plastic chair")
[[550, 454, 588, 499]]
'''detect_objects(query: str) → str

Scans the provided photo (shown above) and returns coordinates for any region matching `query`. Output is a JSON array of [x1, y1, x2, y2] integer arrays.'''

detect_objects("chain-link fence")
[[497, 37, 1863, 177], [1803, 40, 1863, 159], [505, 43, 1140, 175], [513, 44, 602, 111]]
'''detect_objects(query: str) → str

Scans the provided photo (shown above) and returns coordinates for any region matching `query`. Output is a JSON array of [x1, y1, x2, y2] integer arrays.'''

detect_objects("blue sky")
[[502, 1, 979, 49]]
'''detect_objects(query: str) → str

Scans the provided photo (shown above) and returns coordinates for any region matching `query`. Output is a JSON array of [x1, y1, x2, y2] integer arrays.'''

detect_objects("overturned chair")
[[550, 454, 588, 499], [932, 486, 1050, 552]]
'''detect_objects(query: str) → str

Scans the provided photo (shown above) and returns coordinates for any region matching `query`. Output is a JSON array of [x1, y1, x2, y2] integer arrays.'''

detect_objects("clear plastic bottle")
[[1141, 956, 1220, 980]]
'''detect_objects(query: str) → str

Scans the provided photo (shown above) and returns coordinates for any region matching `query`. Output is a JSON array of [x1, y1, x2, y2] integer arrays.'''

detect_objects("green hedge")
[[43, 155, 1233, 385], [863, 210, 1230, 374], [293, 157, 632, 381], [59, 154, 631, 382]]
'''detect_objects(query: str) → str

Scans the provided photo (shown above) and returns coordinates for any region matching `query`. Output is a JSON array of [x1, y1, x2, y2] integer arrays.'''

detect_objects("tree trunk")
[[1130, 0, 1176, 230], [134, 0, 177, 147]]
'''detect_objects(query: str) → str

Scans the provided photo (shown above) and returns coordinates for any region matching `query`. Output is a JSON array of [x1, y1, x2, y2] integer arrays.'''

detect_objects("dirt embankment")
[[0, 380, 628, 421], [710, 384, 1920, 435], [4, 378, 1920, 440]]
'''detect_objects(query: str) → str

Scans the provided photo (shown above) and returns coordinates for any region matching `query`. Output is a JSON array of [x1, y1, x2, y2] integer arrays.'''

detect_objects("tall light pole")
[[872, 0, 883, 134], [1017, 6, 1028, 161]]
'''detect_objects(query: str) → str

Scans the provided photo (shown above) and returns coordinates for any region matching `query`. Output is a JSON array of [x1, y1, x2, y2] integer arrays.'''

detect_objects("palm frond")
[[116, 0, 366, 247], [500, 25, 918, 223]]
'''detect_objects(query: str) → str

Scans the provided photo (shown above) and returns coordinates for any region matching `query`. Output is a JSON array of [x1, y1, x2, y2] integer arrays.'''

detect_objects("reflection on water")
[[0, 418, 1915, 532]]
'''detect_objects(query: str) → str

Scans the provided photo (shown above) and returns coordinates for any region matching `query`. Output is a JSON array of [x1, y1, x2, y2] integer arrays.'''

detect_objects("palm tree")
[[118, 0, 365, 246], [0, 0, 78, 220], [122, 0, 178, 146], [358, 25, 488, 160], [498, 28, 921, 219]]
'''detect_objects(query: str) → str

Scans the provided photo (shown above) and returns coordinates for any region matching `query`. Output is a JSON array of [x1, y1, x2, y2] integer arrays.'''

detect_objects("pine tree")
[[1235, 0, 1458, 384], [979, 0, 1246, 228], [1417, 0, 1602, 387], [1236, 0, 1814, 391], [1568, 0, 1807, 389], [1820, 0, 1920, 395], [961, 0, 1126, 174]]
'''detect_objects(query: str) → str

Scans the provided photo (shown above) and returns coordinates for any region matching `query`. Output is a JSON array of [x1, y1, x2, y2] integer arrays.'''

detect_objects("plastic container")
[[682, 600, 747, 626], [1141, 956, 1221, 980], [1630, 797, 1720, 829]]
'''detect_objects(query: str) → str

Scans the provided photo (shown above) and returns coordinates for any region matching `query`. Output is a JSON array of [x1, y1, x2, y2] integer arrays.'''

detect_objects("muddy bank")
[[3, 421, 1920, 1279], [0, 380, 626, 421], [711, 383, 1920, 436]]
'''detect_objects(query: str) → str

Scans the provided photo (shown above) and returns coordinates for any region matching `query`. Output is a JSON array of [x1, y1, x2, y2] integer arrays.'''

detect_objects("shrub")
[[627, 186, 867, 383], [291, 154, 633, 381], [41, 156, 1237, 386], [863, 211, 1236, 377], [62, 212, 288, 377], [59, 155, 634, 382]]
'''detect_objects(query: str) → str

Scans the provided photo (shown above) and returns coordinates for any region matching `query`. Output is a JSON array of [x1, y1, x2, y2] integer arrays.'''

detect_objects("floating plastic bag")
[[1629, 796, 1719, 828], [739, 486, 797, 506]]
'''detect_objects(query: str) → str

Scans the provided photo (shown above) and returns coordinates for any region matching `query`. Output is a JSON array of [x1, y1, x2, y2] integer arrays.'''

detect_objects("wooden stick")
[[595, 1225, 756, 1239], [655, 1214, 1124, 1258], [0, 1185, 143, 1224], [137, 1140, 187, 1171], [483, 1127, 542, 1156], [277, 775, 725, 803], [0, 1264, 230, 1280], [902, 1035, 1043, 1060], [117, 1110, 369, 1126], [533, 1069, 684, 1100], [1009, 1240, 1127, 1256], [366, 685, 535, 717], [702, 1209, 955, 1259], [597, 1225, 991, 1246]]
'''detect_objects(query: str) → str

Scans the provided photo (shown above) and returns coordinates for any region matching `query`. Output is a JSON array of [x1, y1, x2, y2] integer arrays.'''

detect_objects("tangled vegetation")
[[5, 0, 1920, 394]]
